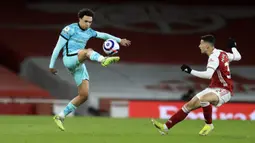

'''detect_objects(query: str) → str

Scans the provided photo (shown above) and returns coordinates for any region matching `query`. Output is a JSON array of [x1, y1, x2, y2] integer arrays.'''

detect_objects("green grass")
[[0, 116, 254, 143]]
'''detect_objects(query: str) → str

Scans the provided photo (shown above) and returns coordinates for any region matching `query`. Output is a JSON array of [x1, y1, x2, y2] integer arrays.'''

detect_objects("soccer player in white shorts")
[[151, 35, 241, 136]]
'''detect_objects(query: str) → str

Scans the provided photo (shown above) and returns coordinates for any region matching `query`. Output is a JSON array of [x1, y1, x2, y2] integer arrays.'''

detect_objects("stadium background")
[[0, 0, 254, 119]]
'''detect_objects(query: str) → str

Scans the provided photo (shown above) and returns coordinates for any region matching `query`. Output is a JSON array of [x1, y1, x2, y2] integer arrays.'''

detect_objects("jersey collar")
[[77, 23, 86, 31]]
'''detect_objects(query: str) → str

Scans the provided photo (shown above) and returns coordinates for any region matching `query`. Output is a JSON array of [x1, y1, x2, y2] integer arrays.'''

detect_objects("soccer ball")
[[103, 39, 120, 55]]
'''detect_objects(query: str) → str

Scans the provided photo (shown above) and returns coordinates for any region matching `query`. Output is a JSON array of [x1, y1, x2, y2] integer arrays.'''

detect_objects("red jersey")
[[207, 49, 233, 94]]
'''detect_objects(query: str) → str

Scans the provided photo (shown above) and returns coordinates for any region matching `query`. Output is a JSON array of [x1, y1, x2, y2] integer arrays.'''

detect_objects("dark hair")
[[201, 34, 215, 46], [78, 8, 95, 19]]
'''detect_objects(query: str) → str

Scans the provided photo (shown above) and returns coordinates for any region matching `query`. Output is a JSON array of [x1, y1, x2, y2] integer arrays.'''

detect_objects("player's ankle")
[[206, 123, 214, 127], [58, 111, 65, 118], [163, 124, 169, 130], [98, 56, 105, 62]]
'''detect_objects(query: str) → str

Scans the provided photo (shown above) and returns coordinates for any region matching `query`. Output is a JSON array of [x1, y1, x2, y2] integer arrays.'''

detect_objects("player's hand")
[[120, 38, 131, 46], [49, 68, 57, 75], [228, 37, 237, 49], [181, 64, 192, 74]]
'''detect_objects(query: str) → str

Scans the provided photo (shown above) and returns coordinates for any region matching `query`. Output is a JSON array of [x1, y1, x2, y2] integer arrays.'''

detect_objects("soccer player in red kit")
[[151, 35, 241, 136]]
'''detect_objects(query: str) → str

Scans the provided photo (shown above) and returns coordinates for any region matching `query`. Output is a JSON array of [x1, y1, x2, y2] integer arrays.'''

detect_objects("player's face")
[[79, 15, 93, 29], [199, 40, 209, 54]]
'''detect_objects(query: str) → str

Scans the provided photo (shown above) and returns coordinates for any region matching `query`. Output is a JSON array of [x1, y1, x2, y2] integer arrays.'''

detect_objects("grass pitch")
[[0, 116, 254, 143]]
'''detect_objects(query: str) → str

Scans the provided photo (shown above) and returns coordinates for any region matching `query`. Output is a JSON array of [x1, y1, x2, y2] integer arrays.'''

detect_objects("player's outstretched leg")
[[151, 96, 201, 135], [151, 106, 189, 135], [53, 80, 88, 131], [78, 49, 120, 67]]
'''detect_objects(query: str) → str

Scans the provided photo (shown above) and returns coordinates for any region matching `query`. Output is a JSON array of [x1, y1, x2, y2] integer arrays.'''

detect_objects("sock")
[[200, 102, 212, 124], [59, 102, 77, 118], [89, 51, 105, 62], [165, 106, 189, 129]]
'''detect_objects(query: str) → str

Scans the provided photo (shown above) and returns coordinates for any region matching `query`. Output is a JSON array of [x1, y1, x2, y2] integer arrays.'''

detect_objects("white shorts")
[[195, 88, 232, 107]]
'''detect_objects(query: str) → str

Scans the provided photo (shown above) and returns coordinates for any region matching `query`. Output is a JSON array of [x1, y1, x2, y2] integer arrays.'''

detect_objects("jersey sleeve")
[[95, 31, 121, 43], [49, 36, 67, 68], [60, 25, 75, 40], [226, 52, 234, 62], [191, 68, 215, 79], [226, 48, 241, 62], [207, 55, 219, 70]]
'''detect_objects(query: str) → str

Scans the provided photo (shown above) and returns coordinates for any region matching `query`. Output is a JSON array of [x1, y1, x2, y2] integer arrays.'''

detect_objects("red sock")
[[202, 104, 212, 124], [165, 108, 188, 129]]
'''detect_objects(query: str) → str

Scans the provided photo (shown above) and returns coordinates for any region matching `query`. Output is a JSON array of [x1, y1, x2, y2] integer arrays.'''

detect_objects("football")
[[103, 39, 120, 55]]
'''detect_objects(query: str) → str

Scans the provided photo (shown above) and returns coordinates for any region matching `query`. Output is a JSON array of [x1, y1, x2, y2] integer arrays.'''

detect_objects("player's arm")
[[226, 38, 241, 62], [93, 30, 131, 46], [227, 48, 241, 62], [190, 68, 215, 79], [181, 56, 219, 79], [49, 26, 73, 74], [49, 36, 67, 71], [95, 31, 121, 43]]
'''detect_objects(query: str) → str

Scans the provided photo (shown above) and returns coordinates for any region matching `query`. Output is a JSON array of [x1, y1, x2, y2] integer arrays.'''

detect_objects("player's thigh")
[[195, 88, 211, 100], [185, 96, 201, 111], [199, 92, 219, 105], [73, 64, 90, 86], [63, 55, 80, 70], [78, 49, 93, 63], [209, 88, 231, 107], [195, 88, 219, 104]]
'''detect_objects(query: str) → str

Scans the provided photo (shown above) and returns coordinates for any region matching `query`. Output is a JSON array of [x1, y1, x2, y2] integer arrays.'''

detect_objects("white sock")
[[58, 111, 65, 118], [89, 51, 105, 62], [163, 124, 168, 130], [98, 56, 105, 62]]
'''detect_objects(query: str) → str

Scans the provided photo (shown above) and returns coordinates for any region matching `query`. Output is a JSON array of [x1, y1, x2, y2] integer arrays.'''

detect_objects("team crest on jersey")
[[63, 26, 70, 33]]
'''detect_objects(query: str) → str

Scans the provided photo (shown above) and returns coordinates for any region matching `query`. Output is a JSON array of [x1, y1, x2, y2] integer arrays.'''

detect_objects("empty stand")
[[0, 65, 52, 115]]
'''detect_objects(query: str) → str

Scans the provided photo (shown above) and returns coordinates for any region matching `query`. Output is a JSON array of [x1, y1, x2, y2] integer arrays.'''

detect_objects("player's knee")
[[85, 48, 93, 57], [79, 91, 89, 101], [86, 48, 93, 52], [78, 49, 94, 62], [199, 95, 211, 103], [198, 95, 214, 107], [181, 105, 190, 113], [78, 49, 86, 57], [185, 99, 199, 111], [184, 102, 192, 111], [78, 49, 93, 57]]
